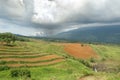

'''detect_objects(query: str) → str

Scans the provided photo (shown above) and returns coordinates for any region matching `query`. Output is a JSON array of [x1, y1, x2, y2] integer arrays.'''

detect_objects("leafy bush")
[[16, 37, 30, 42], [11, 69, 31, 78], [101, 58, 106, 61], [0, 66, 10, 71], [90, 58, 96, 63], [0, 61, 6, 65], [0, 32, 17, 45], [79, 59, 91, 68], [67, 69, 73, 74], [83, 70, 93, 76], [81, 44, 84, 47]]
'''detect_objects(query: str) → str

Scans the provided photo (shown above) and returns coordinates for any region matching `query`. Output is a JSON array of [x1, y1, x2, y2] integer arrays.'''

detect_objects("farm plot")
[[63, 43, 98, 59], [0, 43, 65, 67]]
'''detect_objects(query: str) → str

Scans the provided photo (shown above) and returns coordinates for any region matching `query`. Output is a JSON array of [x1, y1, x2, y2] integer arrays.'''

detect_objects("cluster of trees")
[[11, 69, 31, 78], [0, 32, 17, 45]]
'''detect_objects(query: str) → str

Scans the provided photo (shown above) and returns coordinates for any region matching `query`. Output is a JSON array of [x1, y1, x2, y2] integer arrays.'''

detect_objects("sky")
[[0, 0, 120, 36]]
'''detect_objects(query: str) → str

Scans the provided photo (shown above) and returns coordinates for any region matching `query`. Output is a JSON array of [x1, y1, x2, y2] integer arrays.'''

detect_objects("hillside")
[[0, 39, 120, 80], [55, 25, 120, 44], [0, 40, 92, 80]]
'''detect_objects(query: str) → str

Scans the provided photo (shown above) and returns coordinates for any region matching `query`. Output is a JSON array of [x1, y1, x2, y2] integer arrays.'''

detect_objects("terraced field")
[[0, 40, 120, 80], [0, 42, 65, 67], [63, 43, 98, 59]]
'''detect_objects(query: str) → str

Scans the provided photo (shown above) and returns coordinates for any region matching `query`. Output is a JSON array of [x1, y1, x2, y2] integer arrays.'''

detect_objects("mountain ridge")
[[54, 25, 120, 44]]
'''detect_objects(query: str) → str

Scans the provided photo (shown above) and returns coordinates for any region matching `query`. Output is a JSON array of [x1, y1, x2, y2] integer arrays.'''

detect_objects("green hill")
[[55, 25, 120, 44], [0, 39, 119, 80]]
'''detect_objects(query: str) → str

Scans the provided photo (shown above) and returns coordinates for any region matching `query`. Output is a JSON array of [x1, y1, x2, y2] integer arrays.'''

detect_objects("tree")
[[0, 32, 17, 45], [11, 69, 31, 78]]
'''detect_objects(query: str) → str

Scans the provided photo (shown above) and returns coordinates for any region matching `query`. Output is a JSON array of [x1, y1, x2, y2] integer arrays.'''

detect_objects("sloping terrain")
[[0, 40, 120, 80], [55, 25, 120, 44], [0, 40, 93, 80], [0, 41, 65, 67], [63, 43, 98, 59]]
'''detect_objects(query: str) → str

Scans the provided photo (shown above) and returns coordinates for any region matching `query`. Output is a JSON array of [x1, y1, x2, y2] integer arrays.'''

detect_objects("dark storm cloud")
[[0, 0, 120, 36]]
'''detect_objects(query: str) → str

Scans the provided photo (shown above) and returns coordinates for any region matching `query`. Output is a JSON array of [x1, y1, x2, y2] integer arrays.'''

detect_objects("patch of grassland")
[[0, 58, 64, 65], [0, 40, 67, 56], [0, 40, 120, 80], [0, 59, 93, 80], [93, 72, 120, 80], [21, 40, 68, 57], [90, 44, 120, 80], [0, 54, 48, 58], [91, 44, 120, 61]]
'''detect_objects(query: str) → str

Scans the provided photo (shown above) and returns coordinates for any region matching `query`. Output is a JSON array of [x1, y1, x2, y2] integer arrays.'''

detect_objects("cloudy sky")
[[0, 0, 120, 36]]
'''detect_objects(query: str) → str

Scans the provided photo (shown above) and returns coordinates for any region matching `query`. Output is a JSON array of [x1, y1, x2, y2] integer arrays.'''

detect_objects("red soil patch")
[[5, 59, 65, 67], [0, 53, 46, 57], [0, 52, 40, 55], [63, 43, 98, 59], [0, 54, 63, 62]]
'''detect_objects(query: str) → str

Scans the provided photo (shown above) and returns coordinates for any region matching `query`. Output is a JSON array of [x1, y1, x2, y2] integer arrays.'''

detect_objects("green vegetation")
[[90, 44, 120, 80], [0, 38, 120, 80], [0, 32, 30, 46], [11, 69, 31, 78], [0, 59, 93, 80], [0, 39, 93, 80], [0, 32, 16, 45], [91, 44, 120, 61], [0, 66, 10, 71]]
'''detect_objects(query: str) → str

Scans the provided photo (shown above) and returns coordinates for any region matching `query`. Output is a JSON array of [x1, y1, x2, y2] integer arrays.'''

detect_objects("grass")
[[0, 40, 68, 56], [0, 54, 49, 58], [93, 72, 120, 80], [91, 44, 120, 61], [25, 40, 67, 56], [89, 44, 120, 80], [0, 58, 64, 65], [0, 59, 93, 80], [0, 40, 120, 80]]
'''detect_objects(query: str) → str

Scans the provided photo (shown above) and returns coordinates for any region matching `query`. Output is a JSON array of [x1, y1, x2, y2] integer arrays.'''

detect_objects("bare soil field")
[[0, 54, 63, 62], [79, 75, 106, 80], [63, 43, 98, 59], [3, 58, 65, 67]]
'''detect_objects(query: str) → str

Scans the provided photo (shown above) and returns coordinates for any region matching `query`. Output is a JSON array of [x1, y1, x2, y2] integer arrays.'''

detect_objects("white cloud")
[[32, 0, 88, 23], [32, 0, 120, 23], [0, 0, 120, 36], [0, 0, 25, 20], [0, 19, 36, 36]]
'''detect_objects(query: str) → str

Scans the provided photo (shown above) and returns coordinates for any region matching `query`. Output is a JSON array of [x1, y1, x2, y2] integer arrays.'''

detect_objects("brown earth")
[[0, 53, 47, 57], [0, 54, 63, 62], [0, 52, 40, 55], [63, 43, 98, 59], [4, 59, 65, 67], [79, 76, 106, 80]]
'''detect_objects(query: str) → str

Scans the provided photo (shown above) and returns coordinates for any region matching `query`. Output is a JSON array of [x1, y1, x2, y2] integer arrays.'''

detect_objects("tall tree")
[[0, 32, 17, 45]]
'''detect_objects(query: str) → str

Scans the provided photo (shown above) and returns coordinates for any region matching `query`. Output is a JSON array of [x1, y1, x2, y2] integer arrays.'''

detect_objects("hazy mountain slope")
[[55, 25, 120, 43]]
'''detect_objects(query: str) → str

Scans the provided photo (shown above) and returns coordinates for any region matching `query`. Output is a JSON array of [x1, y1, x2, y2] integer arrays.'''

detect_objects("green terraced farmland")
[[0, 40, 120, 80]]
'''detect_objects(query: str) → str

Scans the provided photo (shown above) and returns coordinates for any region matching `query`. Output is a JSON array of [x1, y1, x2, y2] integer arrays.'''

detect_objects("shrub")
[[79, 59, 91, 68], [0, 32, 17, 45], [67, 69, 73, 74], [90, 58, 96, 63], [11, 69, 31, 78], [83, 70, 93, 76], [101, 58, 106, 61], [81, 44, 84, 47], [0, 66, 10, 71], [0, 61, 6, 65]]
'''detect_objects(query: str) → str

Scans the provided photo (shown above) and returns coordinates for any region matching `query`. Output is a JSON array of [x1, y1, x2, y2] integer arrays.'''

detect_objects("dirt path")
[[0, 54, 63, 62], [79, 76, 106, 80], [64, 43, 98, 59], [5, 59, 65, 67], [0, 52, 38, 55], [0, 53, 47, 57]]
